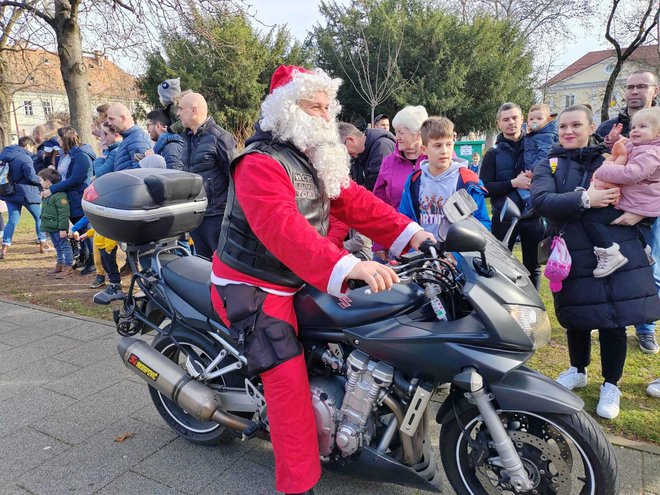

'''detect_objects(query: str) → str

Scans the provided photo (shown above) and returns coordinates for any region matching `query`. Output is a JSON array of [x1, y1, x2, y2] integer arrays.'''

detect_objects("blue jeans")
[[2, 200, 46, 245], [49, 232, 73, 266], [636, 219, 659, 336]]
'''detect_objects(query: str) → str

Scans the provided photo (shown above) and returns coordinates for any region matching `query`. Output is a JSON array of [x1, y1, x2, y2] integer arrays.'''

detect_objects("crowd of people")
[[0, 62, 658, 495]]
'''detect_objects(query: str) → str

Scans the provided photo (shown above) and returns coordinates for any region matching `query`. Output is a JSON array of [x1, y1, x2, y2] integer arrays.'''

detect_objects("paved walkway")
[[0, 297, 658, 494]]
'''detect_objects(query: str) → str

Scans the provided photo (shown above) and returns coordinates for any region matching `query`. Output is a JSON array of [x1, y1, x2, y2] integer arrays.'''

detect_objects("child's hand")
[[71, 231, 80, 241], [79, 233, 88, 241], [605, 123, 623, 148], [611, 138, 628, 165], [59, 230, 68, 239]]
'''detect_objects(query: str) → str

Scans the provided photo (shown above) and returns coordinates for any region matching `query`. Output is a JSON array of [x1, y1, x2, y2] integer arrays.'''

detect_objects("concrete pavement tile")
[[34, 379, 153, 444], [616, 446, 644, 494], [0, 387, 76, 437], [2, 309, 59, 328], [0, 324, 65, 347], [0, 320, 20, 336], [644, 451, 660, 494], [0, 427, 71, 484], [0, 485, 32, 494], [0, 334, 87, 374], [315, 468, 421, 495], [132, 436, 252, 493], [200, 458, 274, 495], [242, 439, 275, 469], [96, 471, 181, 494], [17, 417, 177, 495], [129, 403, 176, 431], [41, 355, 135, 400], [52, 335, 118, 367], [0, 357, 80, 403], [56, 322, 114, 342], [0, 342, 11, 352]]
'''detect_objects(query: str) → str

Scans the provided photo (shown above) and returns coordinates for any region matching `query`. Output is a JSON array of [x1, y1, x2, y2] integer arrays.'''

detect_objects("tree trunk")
[[0, 61, 12, 146], [54, 10, 92, 145], [601, 61, 623, 123]]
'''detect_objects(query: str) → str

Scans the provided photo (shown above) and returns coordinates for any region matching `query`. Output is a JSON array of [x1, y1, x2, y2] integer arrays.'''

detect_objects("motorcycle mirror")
[[444, 221, 487, 253], [499, 198, 521, 223]]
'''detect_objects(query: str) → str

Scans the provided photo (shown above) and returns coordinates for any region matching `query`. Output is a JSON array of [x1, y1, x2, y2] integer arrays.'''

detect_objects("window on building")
[[23, 101, 33, 116], [42, 100, 52, 116], [564, 94, 575, 108]]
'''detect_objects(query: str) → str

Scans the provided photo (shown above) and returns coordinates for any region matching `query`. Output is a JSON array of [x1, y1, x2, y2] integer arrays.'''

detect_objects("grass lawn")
[[0, 209, 658, 443]]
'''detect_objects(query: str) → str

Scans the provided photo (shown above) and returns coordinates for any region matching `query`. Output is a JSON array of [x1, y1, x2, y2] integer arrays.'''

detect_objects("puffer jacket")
[[531, 144, 660, 330], [523, 119, 558, 172], [93, 142, 121, 178], [113, 125, 152, 171], [40, 192, 70, 232], [154, 132, 184, 170], [0, 145, 41, 204], [181, 117, 236, 217], [479, 133, 526, 217], [351, 128, 395, 191], [49, 144, 96, 218]]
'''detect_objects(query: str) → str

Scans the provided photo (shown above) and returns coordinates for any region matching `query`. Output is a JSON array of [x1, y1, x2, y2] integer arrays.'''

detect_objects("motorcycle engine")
[[310, 349, 394, 458]]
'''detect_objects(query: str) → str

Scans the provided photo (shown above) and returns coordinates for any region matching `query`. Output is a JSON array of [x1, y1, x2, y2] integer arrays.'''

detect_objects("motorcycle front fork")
[[454, 368, 534, 493]]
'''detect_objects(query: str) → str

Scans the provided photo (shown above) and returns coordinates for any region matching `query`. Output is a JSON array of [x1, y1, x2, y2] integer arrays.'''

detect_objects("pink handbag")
[[544, 235, 572, 293]]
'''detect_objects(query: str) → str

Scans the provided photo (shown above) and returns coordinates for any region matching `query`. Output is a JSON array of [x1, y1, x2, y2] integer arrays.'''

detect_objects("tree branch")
[[0, 1, 54, 28]]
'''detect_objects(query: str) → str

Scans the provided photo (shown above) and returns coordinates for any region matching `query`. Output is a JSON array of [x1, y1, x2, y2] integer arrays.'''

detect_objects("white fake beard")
[[274, 106, 351, 199]]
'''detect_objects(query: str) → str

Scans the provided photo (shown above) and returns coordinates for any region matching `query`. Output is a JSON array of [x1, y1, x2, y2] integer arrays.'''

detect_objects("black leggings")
[[581, 206, 624, 248], [491, 216, 544, 290], [566, 327, 627, 385]]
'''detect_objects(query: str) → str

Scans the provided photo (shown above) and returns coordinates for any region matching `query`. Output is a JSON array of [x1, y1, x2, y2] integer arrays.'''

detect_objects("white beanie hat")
[[392, 105, 428, 133]]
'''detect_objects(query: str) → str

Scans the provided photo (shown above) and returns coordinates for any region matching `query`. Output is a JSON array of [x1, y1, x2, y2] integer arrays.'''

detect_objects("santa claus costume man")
[[211, 65, 434, 495]]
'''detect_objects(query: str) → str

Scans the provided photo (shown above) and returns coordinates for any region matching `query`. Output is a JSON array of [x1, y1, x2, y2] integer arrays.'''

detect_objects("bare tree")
[[600, 0, 659, 122], [0, 1, 244, 145], [442, 0, 595, 42]]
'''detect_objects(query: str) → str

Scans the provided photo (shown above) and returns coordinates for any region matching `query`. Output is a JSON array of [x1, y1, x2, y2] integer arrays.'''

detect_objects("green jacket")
[[40, 191, 70, 232]]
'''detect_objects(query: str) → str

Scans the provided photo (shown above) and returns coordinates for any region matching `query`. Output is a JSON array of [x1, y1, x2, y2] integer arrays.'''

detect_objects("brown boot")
[[47, 263, 64, 275], [0, 244, 8, 260], [55, 265, 75, 279], [39, 240, 54, 254]]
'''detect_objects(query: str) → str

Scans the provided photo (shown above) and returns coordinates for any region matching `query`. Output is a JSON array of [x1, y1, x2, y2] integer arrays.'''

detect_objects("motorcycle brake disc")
[[474, 430, 571, 495]]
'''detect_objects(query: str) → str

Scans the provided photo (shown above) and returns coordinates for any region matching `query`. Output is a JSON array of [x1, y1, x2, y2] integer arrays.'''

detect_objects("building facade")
[[3, 47, 144, 143], [542, 45, 659, 126]]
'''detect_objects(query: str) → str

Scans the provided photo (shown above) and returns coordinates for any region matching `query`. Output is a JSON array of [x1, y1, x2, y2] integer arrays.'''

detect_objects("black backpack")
[[0, 161, 13, 196]]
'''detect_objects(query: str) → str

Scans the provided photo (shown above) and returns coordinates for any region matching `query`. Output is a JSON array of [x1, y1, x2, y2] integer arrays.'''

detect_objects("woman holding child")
[[531, 104, 660, 420]]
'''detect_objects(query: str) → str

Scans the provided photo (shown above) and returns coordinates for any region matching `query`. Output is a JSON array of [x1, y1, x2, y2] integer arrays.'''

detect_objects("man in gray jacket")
[[179, 93, 236, 258]]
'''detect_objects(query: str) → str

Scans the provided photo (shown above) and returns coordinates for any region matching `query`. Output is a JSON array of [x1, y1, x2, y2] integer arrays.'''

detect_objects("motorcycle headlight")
[[503, 304, 551, 349]]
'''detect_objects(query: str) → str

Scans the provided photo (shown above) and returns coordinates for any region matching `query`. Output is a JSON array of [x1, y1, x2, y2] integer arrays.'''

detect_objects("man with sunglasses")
[[596, 69, 660, 355]]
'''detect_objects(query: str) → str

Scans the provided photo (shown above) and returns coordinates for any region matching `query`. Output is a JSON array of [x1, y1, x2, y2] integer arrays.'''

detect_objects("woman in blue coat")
[[531, 105, 660, 420], [41, 127, 95, 222], [0, 136, 49, 259]]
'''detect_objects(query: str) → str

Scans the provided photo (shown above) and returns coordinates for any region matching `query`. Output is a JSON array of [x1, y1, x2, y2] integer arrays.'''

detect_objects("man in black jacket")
[[480, 102, 544, 289], [338, 122, 395, 191], [596, 70, 658, 146], [178, 92, 236, 258]]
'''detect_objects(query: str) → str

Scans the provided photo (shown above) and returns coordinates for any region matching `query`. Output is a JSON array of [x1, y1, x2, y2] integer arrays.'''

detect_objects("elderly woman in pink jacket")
[[372, 105, 428, 260], [582, 107, 660, 278]]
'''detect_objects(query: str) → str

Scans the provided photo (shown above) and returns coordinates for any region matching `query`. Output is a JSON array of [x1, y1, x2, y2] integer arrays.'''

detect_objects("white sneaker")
[[556, 367, 588, 390], [596, 383, 621, 419], [647, 379, 660, 398], [593, 243, 628, 278]]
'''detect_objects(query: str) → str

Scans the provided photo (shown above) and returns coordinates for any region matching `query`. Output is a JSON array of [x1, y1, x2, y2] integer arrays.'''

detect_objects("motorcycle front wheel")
[[149, 328, 249, 446], [440, 409, 619, 495]]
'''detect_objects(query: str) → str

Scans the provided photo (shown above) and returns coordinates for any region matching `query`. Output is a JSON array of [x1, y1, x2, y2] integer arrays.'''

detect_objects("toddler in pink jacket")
[[583, 107, 660, 277]]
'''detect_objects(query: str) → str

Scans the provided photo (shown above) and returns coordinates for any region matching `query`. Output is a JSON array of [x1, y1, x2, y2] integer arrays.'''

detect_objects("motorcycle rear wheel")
[[149, 328, 249, 446], [440, 408, 619, 495]]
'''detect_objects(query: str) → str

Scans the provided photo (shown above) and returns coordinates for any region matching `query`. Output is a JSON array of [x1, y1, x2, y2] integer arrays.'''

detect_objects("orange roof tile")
[[3, 47, 140, 99], [545, 45, 659, 87]]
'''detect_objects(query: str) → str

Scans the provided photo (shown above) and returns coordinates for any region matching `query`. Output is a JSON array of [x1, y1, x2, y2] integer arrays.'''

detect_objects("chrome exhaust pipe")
[[118, 337, 256, 434]]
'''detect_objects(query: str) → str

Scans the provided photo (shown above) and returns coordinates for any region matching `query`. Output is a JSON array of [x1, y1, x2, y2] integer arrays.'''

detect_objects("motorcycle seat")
[[160, 255, 215, 319]]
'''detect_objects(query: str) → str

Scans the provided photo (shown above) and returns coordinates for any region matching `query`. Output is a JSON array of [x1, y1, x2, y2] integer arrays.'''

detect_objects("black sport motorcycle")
[[83, 171, 619, 495]]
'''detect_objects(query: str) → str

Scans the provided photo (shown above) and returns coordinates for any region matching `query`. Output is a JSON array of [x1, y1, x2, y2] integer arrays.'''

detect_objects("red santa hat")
[[269, 65, 313, 93]]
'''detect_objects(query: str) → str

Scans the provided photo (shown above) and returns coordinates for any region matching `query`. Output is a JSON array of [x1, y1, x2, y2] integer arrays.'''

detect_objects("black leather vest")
[[216, 139, 330, 288]]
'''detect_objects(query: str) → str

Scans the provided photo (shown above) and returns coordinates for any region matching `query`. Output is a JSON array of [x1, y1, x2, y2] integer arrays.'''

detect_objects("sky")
[[243, 0, 610, 77]]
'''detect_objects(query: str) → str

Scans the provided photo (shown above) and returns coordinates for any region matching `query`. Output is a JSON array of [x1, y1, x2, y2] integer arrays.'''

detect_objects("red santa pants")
[[211, 285, 321, 493]]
